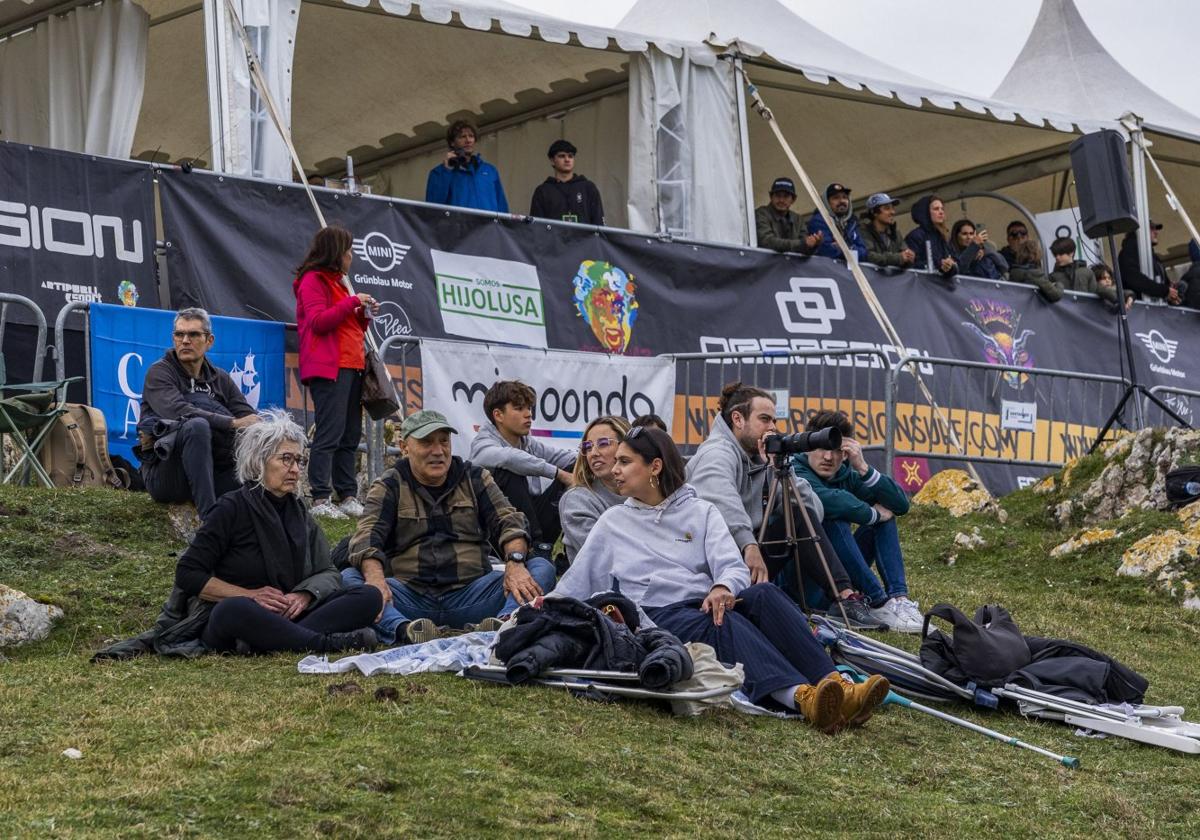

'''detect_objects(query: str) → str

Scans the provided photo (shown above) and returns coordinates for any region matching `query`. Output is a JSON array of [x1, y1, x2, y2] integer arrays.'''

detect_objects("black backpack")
[[919, 603, 1032, 687], [1165, 466, 1200, 508]]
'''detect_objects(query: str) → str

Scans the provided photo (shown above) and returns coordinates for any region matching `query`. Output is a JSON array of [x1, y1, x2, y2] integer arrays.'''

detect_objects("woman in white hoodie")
[[555, 426, 888, 733]]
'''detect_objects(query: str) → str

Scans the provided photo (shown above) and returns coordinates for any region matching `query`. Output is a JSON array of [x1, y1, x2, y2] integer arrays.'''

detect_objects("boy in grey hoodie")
[[467, 380, 577, 548], [684, 382, 880, 629]]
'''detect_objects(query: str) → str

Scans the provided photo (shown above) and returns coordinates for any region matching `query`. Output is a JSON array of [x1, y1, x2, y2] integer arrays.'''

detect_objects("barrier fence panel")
[[365, 335, 422, 482], [52, 301, 91, 403], [665, 348, 893, 463], [885, 354, 1131, 490], [0, 293, 48, 383], [1144, 386, 1200, 432]]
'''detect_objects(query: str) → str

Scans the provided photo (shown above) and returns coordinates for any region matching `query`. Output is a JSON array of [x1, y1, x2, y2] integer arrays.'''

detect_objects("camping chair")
[[0, 353, 81, 487], [462, 664, 740, 704]]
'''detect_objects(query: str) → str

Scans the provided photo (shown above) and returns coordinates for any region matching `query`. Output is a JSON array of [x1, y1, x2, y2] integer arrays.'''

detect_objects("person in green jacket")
[[792, 410, 922, 634], [755, 177, 822, 255], [859, 193, 916, 270], [1008, 238, 1064, 303], [1048, 236, 1120, 307]]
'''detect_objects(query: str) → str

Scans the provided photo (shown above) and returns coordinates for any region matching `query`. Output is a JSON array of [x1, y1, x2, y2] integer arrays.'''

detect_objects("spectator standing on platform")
[[1091, 262, 1133, 312], [294, 226, 379, 520], [807, 182, 868, 262], [1000, 220, 1029, 266], [1119, 221, 1185, 304], [138, 307, 260, 519], [755, 177, 822, 255], [860, 193, 915, 269], [529, 140, 604, 226], [1049, 237, 1111, 305], [1182, 241, 1200, 310], [951, 219, 1007, 280], [468, 380, 577, 552], [905, 195, 957, 277], [425, 120, 508, 213], [1009, 239, 1063, 302]]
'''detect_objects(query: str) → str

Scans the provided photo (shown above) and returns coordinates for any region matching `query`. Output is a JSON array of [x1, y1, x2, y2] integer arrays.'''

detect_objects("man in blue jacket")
[[807, 182, 868, 262], [425, 120, 509, 213], [793, 409, 922, 633]]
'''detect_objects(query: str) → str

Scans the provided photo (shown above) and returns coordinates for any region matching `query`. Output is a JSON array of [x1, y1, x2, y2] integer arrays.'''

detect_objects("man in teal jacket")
[[793, 409, 922, 633]]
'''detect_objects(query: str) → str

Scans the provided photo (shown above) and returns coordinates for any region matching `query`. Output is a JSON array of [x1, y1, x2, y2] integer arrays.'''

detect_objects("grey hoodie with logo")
[[552, 485, 751, 609], [467, 424, 577, 495], [685, 414, 821, 552]]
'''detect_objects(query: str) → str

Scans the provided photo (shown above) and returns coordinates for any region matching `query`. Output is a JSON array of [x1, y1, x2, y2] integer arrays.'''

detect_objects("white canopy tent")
[[992, 0, 1200, 265]]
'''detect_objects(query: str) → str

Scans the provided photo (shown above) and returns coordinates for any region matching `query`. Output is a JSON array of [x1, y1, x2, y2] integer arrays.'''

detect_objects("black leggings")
[[201, 586, 382, 653]]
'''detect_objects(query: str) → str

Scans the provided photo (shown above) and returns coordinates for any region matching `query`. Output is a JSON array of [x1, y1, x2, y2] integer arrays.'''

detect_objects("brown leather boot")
[[794, 674, 845, 734], [841, 674, 891, 726]]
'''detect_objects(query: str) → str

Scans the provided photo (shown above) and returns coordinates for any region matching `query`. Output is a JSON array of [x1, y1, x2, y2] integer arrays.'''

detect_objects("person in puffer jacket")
[[494, 592, 692, 689], [552, 426, 889, 733]]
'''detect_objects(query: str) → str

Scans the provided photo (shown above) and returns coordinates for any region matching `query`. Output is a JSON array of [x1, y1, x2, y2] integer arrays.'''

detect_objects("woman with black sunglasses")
[[553, 426, 888, 732], [559, 415, 630, 563]]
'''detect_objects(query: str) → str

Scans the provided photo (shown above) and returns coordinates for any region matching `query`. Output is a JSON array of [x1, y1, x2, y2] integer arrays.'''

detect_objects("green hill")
[[2, 460, 1200, 838]]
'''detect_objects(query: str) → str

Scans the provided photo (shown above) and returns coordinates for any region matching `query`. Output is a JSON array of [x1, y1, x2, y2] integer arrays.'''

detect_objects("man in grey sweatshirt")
[[685, 382, 880, 628], [467, 380, 577, 548]]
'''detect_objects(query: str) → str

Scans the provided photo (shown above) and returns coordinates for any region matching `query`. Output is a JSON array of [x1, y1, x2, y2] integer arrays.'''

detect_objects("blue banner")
[[88, 303, 286, 462]]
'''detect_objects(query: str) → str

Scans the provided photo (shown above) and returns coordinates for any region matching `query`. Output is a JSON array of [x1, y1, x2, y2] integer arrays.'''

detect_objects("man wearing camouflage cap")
[[342, 409, 557, 645]]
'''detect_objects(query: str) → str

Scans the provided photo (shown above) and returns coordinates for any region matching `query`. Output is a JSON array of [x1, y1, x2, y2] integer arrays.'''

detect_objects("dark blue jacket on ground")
[[425, 155, 508, 213], [806, 209, 868, 261]]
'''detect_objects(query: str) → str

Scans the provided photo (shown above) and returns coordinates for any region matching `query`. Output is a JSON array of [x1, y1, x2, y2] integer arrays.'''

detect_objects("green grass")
[[2, 482, 1200, 838]]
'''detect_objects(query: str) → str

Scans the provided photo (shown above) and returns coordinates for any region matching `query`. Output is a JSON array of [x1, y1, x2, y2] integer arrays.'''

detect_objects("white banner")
[[421, 338, 676, 453], [432, 249, 548, 348]]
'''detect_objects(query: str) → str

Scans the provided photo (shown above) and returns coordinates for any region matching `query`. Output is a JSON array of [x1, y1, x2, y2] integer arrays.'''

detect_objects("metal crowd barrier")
[[664, 347, 894, 460], [51, 300, 92, 403], [0, 292, 49, 383], [1143, 385, 1200, 431], [885, 354, 1132, 471], [364, 335, 421, 481]]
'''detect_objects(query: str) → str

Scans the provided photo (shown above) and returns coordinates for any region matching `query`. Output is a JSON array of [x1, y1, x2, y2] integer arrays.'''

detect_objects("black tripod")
[[756, 454, 851, 627], [1089, 227, 1191, 454]]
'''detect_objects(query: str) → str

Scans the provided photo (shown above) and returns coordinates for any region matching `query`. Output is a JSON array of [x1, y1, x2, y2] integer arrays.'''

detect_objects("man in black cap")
[[529, 139, 605, 226], [755, 176, 822, 254], [1118, 220, 1187, 305], [807, 182, 868, 262]]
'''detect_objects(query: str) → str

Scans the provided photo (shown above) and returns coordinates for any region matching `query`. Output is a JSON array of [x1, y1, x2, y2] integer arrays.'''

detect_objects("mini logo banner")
[[88, 304, 286, 462]]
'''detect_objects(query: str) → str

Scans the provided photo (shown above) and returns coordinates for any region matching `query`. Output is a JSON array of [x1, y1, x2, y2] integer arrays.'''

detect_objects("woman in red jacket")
[[293, 226, 379, 518]]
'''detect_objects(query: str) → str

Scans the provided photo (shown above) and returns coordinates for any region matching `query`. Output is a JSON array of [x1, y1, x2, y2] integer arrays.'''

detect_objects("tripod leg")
[[777, 479, 810, 614], [1089, 385, 1138, 454], [791, 484, 851, 628]]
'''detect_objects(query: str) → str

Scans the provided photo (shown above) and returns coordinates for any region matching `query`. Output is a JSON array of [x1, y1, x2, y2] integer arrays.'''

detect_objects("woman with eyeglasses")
[[294, 225, 380, 520], [559, 415, 631, 563], [172, 409, 382, 654], [553, 426, 888, 733]]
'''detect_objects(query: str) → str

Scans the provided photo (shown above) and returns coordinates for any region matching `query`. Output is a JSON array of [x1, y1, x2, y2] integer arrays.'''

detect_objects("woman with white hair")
[[173, 409, 382, 654]]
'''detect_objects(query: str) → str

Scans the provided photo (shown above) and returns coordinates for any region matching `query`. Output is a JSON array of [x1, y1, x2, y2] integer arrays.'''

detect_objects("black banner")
[[0, 143, 159, 326], [159, 169, 1200, 493]]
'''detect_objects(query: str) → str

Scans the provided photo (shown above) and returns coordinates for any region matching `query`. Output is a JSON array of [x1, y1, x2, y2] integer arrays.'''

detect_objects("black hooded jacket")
[[138, 349, 254, 463], [904, 196, 957, 276], [494, 593, 693, 689], [529, 175, 605, 226]]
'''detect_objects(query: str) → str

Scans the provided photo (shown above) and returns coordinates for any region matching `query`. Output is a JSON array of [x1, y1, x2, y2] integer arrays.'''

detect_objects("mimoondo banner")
[[153, 169, 1200, 493]]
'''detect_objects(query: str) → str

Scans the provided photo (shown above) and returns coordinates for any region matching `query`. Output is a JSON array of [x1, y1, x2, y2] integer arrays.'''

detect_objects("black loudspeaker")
[[1069, 129, 1139, 238]]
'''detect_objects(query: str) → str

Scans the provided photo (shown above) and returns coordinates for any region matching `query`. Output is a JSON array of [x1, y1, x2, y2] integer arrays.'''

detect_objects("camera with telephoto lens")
[[763, 426, 842, 457]]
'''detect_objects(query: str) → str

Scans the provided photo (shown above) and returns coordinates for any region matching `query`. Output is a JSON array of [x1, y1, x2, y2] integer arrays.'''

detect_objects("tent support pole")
[[735, 64, 987, 492], [730, 55, 757, 247], [1126, 115, 1154, 279], [1126, 121, 1200, 247], [202, 0, 233, 173]]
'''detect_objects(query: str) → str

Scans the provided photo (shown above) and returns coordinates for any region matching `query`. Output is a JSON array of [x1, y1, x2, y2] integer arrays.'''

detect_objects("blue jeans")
[[341, 558, 557, 644], [825, 519, 908, 607]]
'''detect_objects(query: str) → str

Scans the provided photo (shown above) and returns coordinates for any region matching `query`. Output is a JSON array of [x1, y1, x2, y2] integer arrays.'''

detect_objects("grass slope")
[[2, 476, 1200, 839]]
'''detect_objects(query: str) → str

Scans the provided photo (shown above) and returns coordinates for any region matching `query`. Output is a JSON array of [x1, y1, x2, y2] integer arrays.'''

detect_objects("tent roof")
[[616, 0, 1106, 132], [993, 0, 1200, 141]]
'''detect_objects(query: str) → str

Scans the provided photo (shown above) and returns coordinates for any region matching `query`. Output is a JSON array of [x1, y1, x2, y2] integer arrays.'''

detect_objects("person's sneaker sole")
[[848, 675, 891, 727], [404, 618, 440, 645], [465, 617, 504, 633], [803, 679, 846, 734]]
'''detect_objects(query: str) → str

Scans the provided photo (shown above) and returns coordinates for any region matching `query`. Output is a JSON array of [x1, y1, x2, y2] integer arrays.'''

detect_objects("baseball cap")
[[865, 192, 900, 211], [399, 410, 458, 440], [770, 177, 796, 196], [1149, 219, 1164, 230], [547, 139, 577, 158], [825, 182, 851, 198]]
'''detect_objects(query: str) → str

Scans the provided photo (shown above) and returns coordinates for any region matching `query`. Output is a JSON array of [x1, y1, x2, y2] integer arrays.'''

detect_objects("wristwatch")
[[505, 551, 527, 565]]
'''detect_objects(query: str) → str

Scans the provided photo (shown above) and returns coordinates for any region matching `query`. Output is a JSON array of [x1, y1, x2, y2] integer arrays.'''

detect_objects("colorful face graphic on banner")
[[961, 299, 1034, 390], [572, 260, 638, 354], [117, 280, 139, 307]]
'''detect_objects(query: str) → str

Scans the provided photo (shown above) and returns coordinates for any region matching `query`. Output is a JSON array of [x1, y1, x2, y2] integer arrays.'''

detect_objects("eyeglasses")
[[275, 453, 309, 469], [1007, 230, 1029, 240], [581, 437, 616, 454], [173, 330, 209, 341]]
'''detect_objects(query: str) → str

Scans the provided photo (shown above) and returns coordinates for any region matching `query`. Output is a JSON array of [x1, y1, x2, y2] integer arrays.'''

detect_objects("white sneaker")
[[868, 600, 921, 633], [311, 499, 348, 519], [338, 498, 365, 517], [893, 596, 924, 630]]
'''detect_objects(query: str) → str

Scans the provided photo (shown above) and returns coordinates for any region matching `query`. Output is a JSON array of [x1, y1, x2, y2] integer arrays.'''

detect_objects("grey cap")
[[865, 192, 900, 211], [399, 409, 458, 440]]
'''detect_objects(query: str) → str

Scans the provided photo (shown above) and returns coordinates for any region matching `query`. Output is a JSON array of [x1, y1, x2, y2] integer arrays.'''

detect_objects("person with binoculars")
[[685, 382, 884, 630]]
